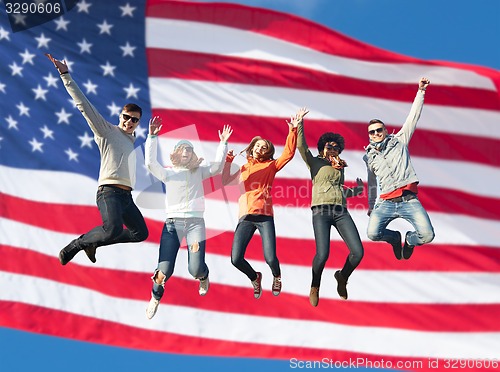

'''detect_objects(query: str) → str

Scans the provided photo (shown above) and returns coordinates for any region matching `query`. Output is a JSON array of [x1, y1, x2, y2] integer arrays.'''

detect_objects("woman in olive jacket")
[[297, 110, 364, 306]]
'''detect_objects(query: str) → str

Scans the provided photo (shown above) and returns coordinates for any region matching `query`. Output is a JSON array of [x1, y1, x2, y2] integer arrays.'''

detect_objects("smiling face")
[[252, 140, 269, 160], [118, 110, 141, 134], [322, 141, 341, 160], [178, 145, 194, 166], [368, 123, 388, 143]]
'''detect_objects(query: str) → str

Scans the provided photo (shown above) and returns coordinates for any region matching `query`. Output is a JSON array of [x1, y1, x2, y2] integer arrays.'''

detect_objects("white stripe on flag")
[[145, 18, 496, 90]]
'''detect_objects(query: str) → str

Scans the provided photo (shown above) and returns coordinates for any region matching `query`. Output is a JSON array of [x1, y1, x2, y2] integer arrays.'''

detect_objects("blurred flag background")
[[0, 0, 499, 371]]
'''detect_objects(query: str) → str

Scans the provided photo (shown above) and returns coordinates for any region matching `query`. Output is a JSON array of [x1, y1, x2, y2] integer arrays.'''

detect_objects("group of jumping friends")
[[47, 54, 435, 319]]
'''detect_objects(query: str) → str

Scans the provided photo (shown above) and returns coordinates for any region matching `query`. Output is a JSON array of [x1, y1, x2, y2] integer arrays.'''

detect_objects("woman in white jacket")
[[144, 116, 233, 319]]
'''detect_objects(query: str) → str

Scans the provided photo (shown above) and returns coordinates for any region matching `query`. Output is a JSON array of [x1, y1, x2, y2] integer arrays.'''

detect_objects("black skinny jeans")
[[311, 205, 364, 288], [79, 185, 149, 249], [231, 214, 280, 281]]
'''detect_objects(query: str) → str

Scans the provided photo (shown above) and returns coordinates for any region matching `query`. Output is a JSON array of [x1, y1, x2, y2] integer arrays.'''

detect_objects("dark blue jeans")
[[231, 214, 280, 281], [79, 185, 148, 249], [311, 205, 364, 288]]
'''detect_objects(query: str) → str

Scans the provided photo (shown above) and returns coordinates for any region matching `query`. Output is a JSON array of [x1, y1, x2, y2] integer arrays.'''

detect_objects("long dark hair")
[[242, 136, 275, 160]]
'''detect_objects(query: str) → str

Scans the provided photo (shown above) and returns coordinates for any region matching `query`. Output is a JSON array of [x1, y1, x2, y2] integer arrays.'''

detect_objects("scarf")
[[367, 136, 391, 152], [319, 155, 347, 170]]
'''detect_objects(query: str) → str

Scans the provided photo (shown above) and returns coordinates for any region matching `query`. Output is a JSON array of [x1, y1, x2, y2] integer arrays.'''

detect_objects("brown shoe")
[[334, 270, 348, 300], [309, 287, 319, 307]]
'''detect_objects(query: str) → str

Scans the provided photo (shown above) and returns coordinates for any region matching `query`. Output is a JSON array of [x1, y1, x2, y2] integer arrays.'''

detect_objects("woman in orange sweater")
[[222, 108, 308, 299]]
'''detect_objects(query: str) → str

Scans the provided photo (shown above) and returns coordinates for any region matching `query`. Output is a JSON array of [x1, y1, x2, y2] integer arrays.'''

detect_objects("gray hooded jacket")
[[363, 90, 426, 209]]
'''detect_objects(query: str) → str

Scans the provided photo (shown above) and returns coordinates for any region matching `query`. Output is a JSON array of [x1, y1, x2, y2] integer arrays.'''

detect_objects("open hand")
[[219, 124, 233, 142], [287, 107, 309, 128], [45, 53, 68, 74], [149, 116, 162, 135]]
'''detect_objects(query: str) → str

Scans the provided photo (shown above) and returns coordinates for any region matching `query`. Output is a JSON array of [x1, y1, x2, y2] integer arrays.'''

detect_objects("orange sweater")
[[223, 128, 297, 218]]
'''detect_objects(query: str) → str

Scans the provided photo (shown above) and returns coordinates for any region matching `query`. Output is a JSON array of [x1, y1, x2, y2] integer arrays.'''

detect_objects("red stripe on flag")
[[2, 246, 499, 333]]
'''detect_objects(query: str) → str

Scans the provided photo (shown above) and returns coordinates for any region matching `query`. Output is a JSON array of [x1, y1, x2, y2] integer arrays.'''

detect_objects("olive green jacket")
[[297, 123, 362, 207]]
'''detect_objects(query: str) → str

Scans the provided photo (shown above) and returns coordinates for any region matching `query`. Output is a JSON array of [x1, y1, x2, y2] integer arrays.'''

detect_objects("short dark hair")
[[317, 132, 345, 154], [122, 103, 142, 117], [368, 119, 385, 126]]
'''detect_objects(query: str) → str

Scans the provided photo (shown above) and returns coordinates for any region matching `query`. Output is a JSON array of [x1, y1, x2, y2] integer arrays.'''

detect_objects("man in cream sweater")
[[46, 54, 149, 265]]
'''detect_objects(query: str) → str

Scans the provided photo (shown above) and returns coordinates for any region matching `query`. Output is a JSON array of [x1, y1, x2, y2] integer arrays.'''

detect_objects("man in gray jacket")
[[363, 77, 434, 260], [46, 54, 148, 265]]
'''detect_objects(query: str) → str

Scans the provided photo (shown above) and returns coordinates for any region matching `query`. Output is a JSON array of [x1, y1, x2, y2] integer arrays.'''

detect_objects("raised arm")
[[295, 107, 315, 166], [396, 77, 430, 145], [275, 108, 308, 171], [202, 125, 233, 178], [145, 116, 171, 182], [45, 53, 113, 137], [288, 107, 309, 132], [221, 150, 240, 186]]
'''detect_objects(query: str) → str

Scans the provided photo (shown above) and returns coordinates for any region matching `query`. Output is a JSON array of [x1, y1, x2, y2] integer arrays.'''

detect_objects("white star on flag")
[[29, 138, 44, 152], [97, 20, 113, 35], [78, 132, 94, 148], [55, 108, 72, 124], [32, 85, 49, 100]]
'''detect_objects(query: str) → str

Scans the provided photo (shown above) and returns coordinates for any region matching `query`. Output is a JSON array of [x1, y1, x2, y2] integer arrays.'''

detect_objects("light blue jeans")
[[367, 197, 435, 246], [152, 217, 208, 300]]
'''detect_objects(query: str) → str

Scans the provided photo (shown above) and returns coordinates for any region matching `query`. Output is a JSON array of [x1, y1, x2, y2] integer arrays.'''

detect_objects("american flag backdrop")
[[1, 1, 499, 371]]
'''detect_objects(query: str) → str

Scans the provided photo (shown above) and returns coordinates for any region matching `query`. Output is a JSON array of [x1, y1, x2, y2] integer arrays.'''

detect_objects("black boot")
[[334, 270, 348, 300], [390, 231, 403, 260], [58, 238, 82, 265], [83, 245, 97, 264], [402, 232, 415, 260]]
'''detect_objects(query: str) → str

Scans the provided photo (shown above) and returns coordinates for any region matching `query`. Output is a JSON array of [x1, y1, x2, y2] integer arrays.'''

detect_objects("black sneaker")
[[58, 239, 82, 265], [390, 231, 403, 260], [334, 270, 348, 300], [402, 232, 415, 260]]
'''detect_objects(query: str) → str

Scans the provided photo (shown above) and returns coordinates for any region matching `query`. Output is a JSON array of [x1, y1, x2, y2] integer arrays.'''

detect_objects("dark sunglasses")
[[325, 144, 341, 151], [368, 127, 384, 135], [122, 113, 140, 124]]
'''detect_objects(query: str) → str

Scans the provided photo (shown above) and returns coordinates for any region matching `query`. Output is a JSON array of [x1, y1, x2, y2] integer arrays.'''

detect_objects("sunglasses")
[[368, 127, 385, 135], [122, 113, 140, 124], [325, 144, 341, 151]]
